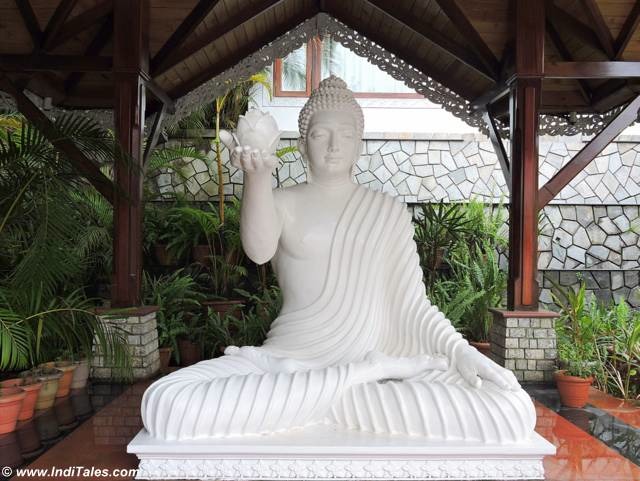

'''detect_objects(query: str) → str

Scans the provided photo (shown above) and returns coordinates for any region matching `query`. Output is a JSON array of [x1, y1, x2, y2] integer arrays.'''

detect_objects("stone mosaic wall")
[[149, 132, 640, 308]]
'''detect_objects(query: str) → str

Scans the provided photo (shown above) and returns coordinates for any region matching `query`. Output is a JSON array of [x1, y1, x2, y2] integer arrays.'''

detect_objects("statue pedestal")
[[128, 424, 555, 480]]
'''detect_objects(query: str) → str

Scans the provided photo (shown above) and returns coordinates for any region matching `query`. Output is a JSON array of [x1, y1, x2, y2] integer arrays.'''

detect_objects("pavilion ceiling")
[[1, 0, 640, 134]]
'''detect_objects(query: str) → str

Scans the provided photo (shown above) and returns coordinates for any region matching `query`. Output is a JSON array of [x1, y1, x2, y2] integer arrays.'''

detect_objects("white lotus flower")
[[233, 110, 281, 155]]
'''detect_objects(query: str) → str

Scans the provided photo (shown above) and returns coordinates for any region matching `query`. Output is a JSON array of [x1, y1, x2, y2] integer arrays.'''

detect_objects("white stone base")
[[127, 425, 555, 480]]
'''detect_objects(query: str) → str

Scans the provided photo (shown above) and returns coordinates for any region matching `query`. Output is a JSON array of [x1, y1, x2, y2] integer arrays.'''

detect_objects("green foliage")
[[142, 269, 204, 363], [0, 113, 131, 376], [200, 286, 281, 358], [415, 200, 507, 342], [550, 278, 640, 399]]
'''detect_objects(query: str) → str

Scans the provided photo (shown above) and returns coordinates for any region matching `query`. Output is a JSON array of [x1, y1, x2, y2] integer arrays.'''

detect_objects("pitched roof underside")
[[1, 0, 640, 136]]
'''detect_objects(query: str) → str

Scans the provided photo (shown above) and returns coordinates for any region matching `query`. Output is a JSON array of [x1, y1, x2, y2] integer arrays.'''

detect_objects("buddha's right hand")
[[231, 145, 278, 177], [358, 351, 449, 383]]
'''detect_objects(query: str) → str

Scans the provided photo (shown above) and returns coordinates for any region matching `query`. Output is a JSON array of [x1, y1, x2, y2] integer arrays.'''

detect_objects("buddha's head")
[[298, 76, 364, 183]]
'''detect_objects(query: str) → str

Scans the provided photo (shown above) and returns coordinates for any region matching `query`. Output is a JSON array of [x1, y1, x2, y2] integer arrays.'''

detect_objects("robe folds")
[[141, 186, 536, 442]]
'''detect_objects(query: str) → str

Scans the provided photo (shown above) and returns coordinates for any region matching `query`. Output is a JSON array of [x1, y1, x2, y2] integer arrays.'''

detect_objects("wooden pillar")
[[111, 0, 149, 307], [506, 0, 544, 310]]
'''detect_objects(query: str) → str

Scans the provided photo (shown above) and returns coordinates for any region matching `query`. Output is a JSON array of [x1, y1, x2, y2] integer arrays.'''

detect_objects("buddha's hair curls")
[[298, 75, 364, 143]]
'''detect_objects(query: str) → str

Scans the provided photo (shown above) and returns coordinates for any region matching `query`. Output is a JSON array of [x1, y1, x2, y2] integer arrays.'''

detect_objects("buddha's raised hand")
[[231, 145, 278, 177], [455, 345, 520, 391]]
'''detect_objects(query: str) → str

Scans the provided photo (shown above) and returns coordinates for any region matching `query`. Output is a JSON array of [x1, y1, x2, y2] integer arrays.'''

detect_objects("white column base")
[[127, 424, 555, 480]]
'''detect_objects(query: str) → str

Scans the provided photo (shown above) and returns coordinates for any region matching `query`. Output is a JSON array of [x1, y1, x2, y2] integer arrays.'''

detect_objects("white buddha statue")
[[141, 76, 536, 444]]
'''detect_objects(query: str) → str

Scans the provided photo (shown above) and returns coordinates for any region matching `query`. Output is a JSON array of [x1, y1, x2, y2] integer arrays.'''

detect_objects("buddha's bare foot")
[[363, 351, 449, 381]]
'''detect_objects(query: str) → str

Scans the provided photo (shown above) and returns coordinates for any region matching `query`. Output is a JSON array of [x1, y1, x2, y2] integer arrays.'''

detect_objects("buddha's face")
[[301, 110, 361, 183]]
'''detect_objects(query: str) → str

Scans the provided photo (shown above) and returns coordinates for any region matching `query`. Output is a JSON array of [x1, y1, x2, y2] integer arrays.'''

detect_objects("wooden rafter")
[[0, 54, 112, 72], [153, 0, 282, 77], [470, 82, 510, 110], [547, 4, 604, 54], [166, 5, 320, 100], [320, 1, 478, 101], [582, 0, 615, 58], [47, 1, 112, 50], [434, 0, 500, 76], [41, 0, 79, 50], [545, 19, 592, 104], [14, 0, 42, 48], [538, 94, 640, 209], [64, 16, 112, 94], [151, 0, 221, 73], [483, 109, 510, 191], [0, 73, 115, 203], [614, 0, 640, 59], [366, 0, 497, 81], [545, 61, 640, 78]]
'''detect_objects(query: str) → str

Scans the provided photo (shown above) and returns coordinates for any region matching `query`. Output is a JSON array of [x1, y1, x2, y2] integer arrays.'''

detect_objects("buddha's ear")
[[297, 137, 307, 160]]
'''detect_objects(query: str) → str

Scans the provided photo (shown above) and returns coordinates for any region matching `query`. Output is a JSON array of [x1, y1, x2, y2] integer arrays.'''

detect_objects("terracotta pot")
[[70, 388, 93, 420], [159, 347, 172, 372], [70, 359, 90, 389], [154, 244, 175, 266], [54, 397, 77, 430], [34, 409, 60, 443], [52, 361, 77, 398], [0, 377, 43, 421], [0, 431, 23, 469], [469, 341, 492, 358], [178, 339, 202, 366], [555, 370, 593, 408], [28, 368, 62, 410], [0, 387, 27, 435], [201, 299, 244, 318], [192, 244, 212, 265], [15, 419, 43, 458]]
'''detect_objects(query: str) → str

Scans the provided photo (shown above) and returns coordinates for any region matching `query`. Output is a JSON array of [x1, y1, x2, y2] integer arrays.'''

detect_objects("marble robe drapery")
[[141, 186, 536, 442]]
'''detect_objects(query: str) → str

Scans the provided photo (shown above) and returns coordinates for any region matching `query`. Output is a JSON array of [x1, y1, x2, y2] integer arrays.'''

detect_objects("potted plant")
[[24, 367, 63, 411], [0, 387, 26, 434], [0, 376, 42, 421], [551, 280, 598, 408], [143, 269, 204, 367]]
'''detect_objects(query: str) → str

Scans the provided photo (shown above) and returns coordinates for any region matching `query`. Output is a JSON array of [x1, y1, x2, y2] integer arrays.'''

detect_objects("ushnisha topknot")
[[298, 75, 364, 144]]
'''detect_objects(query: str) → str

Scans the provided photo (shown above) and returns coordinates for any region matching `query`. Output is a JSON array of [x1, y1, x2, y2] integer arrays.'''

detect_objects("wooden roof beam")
[[145, 78, 175, 114], [151, 0, 222, 73], [547, 4, 605, 55], [366, 0, 498, 81], [323, 1, 479, 100], [166, 5, 319, 100], [545, 61, 640, 78], [546, 19, 592, 104], [538, 93, 640, 208], [64, 16, 112, 95], [47, 1, 112, 50], [470, 82, 510, 110], [0, 54, 111, 72], [0, 73, 115, 203], [41, 0, 79, 51], [434, 0, 500, 76], [483, 109, 510, 191], [153, 0, 283, 77], [582, 0, 616, 59], [614, 0, 640, 59], [14, 0, 42, 48]]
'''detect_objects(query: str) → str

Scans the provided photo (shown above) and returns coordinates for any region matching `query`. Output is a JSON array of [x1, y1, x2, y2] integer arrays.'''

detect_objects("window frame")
[[273, 36, 423, 99]]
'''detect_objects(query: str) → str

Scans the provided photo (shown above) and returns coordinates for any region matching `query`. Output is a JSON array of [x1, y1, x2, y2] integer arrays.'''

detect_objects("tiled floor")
[[2, 382, 639, 481]]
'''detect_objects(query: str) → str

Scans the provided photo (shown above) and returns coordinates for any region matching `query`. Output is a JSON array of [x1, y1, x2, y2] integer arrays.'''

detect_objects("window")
[[274, 36, 421, 98]]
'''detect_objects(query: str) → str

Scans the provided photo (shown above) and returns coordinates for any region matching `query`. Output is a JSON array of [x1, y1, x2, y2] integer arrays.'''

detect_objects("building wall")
[[150, 132, 640, 309]]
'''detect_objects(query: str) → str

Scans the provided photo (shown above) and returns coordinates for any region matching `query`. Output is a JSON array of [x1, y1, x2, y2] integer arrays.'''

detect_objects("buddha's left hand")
[[455, 345, 520, 391]]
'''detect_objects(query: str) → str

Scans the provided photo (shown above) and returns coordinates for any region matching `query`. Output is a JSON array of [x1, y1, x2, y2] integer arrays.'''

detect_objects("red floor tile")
[[587, 387, 640, 430], [535, 402, 640, 481]]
